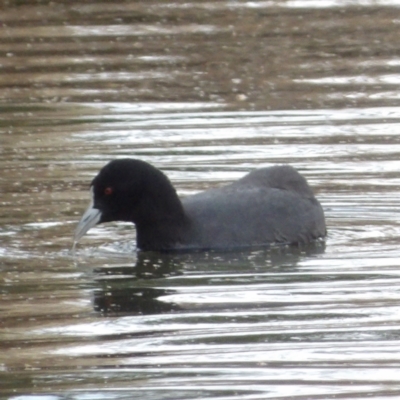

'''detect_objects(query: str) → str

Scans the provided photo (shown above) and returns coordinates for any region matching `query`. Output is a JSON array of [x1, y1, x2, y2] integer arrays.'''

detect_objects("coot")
[[74, 159, 326, 251]]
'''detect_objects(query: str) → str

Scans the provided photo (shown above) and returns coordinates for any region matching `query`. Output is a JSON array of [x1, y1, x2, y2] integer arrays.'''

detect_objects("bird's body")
[[74, 159, 326, 251]]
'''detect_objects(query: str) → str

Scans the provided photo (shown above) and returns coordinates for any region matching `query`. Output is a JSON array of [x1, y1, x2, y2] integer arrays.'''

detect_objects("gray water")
[[2, 1, 400, 399]]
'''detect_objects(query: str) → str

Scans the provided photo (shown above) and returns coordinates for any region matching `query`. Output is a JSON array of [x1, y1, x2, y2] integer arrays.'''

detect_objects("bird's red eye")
[[104, 187, 113, 195]]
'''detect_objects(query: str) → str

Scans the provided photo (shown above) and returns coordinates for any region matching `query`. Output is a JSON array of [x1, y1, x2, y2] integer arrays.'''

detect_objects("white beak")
[[73, 187, 102, 246]]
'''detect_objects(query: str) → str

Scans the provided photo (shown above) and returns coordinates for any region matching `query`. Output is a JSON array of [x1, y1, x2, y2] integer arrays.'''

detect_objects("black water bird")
[[74, 159, 326, 251]]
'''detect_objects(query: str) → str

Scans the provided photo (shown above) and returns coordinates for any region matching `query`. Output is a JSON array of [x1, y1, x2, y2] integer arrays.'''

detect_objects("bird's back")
[[181, 165, 325, 249]]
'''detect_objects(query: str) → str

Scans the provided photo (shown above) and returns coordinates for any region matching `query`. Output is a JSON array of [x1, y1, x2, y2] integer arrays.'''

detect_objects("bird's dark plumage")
[[74, 159, 326, 251]]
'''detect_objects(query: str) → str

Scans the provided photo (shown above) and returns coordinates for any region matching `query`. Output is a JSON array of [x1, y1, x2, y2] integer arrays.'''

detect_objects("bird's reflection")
[[91, 241, 325, 315], [93, 251, 184, 314], [93, 287, 180, 314]]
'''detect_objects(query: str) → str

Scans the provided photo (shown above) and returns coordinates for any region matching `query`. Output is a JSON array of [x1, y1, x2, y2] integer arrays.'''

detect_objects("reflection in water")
[[94, 287, 181, 314], [91, 244, 325, 315]]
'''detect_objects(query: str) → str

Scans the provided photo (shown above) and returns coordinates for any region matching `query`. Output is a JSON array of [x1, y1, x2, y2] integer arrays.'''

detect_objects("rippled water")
[[2, 1, 400, 399]]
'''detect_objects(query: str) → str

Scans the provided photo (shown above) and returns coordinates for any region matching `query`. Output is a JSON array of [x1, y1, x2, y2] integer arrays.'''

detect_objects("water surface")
[[2, 1, 400, 399]]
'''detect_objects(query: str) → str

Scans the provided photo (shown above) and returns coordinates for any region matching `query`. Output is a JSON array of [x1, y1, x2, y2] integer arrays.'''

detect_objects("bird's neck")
[[136, 216, 189, 251], [134, 189, 189, 251]]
